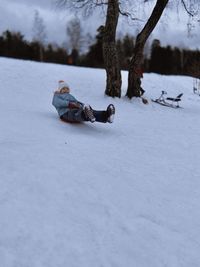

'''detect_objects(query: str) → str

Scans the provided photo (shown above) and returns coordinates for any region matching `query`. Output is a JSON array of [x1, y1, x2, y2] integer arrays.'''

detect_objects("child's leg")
[[93, 104, 115, 123], [93, 110, 108, 123], [61, 108, 86, 123], [61, 105, 115, 124]]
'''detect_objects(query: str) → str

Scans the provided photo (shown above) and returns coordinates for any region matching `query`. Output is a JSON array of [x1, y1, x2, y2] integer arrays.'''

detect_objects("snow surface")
[[0, 57, 200, 267]]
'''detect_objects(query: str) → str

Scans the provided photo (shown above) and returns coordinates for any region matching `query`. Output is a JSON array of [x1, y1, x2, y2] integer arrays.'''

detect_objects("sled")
[[152, 91, 183, 108]]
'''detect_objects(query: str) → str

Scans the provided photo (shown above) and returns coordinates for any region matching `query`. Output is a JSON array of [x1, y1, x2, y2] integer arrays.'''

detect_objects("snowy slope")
[[0, 57, 200, 267]]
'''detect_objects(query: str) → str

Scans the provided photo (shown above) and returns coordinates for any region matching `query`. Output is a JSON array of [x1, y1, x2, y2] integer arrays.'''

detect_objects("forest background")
[[0, 26, 199, 78]]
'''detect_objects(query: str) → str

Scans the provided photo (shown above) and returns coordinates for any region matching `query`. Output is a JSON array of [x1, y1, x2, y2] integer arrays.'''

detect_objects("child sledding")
[[52, 80, 115, 123]]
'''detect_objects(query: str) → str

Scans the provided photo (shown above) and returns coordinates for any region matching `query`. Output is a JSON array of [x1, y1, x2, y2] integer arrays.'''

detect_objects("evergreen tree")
[[83, 30, 104, 67]]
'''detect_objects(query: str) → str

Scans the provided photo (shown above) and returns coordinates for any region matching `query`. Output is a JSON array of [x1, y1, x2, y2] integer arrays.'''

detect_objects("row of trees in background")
[[0, 29, 199, 78], [0, 30, 68, 64], [0, 0, 199, 99], [149, 40, 200, 77], [82, 33, 200, 78], [0, 0, 199, 100]]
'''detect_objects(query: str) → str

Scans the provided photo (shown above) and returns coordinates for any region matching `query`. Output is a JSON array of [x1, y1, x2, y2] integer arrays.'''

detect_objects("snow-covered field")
[[1, 57, 200, 267]]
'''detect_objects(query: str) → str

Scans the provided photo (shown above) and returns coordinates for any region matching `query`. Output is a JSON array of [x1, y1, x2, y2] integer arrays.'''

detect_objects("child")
[[52, 80, 115, 123]]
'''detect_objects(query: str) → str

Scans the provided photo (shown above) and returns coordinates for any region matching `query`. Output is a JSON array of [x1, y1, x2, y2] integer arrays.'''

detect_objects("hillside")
[[0, 57, 200, 267]]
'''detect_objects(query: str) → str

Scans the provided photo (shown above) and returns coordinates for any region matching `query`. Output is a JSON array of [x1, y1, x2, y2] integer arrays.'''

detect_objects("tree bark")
[[103, 0, 121, 98], [126, 0, 169, 99]]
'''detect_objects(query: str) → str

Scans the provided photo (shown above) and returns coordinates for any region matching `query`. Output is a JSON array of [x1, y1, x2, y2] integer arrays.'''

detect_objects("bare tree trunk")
[[39, 45, 44, 62], [126, 0, 169, 98], [103, 0, 121, 98]]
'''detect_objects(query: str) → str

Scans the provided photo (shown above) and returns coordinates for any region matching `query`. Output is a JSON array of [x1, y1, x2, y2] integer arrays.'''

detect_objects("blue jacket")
[[52, 92, 80, 117]]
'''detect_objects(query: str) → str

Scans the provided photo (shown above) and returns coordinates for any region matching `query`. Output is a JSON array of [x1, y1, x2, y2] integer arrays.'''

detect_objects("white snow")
[[0, 57, 200, 267]]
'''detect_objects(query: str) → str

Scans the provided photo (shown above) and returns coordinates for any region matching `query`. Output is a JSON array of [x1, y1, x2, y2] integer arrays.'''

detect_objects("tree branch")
[[118, 6, 143, 22], [181, 0, 195, 16]]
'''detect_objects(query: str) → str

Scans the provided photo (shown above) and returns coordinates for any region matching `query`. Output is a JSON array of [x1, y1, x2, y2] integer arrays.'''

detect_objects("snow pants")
[[60, 108, 108, 123]]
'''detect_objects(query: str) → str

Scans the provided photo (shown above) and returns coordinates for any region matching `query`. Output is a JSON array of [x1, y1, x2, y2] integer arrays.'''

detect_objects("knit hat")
[[58, 80, 69, 90]]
